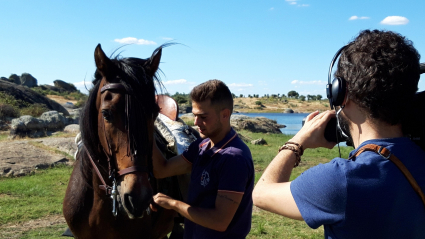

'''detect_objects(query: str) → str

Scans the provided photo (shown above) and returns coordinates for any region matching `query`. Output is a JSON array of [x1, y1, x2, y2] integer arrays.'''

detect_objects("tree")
[[232, 93, 236, 98], [299, 95, 306, 101], [316, 94, 322, 101], [288, 90, 299, 99]]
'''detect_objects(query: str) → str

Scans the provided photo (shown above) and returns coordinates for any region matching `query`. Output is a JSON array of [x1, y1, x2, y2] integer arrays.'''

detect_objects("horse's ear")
[[94, 44, 114, 77], [145, 47, 162, 77]]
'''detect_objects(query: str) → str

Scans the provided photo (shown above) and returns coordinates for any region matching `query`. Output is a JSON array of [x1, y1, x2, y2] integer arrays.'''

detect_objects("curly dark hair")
[[190, 79, 233, 113], [335, 29, 420, 125]]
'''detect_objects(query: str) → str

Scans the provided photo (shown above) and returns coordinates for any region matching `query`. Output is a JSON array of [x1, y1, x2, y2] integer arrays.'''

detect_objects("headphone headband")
[[328, 45, 348, 84]]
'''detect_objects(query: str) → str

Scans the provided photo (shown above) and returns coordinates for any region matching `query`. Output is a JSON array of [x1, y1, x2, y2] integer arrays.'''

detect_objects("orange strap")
[[349, 144, 425, 207]]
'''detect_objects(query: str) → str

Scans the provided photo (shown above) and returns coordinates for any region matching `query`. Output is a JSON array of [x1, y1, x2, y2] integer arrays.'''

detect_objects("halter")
[[86, 82, 153, 216]]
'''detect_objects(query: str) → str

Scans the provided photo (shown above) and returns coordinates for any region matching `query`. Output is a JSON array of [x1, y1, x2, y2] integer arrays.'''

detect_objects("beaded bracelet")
[[278, 141, 304, 167]]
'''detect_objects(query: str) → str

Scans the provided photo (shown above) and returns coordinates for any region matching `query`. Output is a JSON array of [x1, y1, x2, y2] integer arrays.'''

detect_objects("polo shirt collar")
[[201, 128, 238, 158]]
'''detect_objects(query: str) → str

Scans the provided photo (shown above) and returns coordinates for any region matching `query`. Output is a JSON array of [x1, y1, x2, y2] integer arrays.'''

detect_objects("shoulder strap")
[[349, 144, 425, 207]]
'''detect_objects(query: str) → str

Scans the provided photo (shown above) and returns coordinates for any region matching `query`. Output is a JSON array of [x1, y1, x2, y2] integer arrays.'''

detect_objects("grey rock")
[[251, 138, 267, 145], [6, 170, 14, 177], [52, 158, 69, 166], [62, 102, 75, 109], [39, 111, 67, 130], [20, 73, 38, 87], [11, 115, 45, 132], [64, 124, 80, 133], [284, 108, 294, 113], [35, 163, 50, 169], [3, 167, 12, 173], [54, 80, 77, 92], [179, 104, 192, 113], [9, 74, 20, 84], [231, 115, 285, 134], [15, 169, 27, 177], [39, 84, 63, 93]]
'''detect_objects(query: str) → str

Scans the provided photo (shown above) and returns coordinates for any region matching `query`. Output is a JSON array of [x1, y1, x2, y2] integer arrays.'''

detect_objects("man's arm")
[[253, 110, 336, 219], [152, 191, 243, 232], [152, 140, 192, 179]]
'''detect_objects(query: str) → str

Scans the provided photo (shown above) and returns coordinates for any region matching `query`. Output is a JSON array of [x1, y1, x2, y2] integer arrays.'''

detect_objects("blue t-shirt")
[[291, 137, 425, 239], [182, 128, 254, 239]]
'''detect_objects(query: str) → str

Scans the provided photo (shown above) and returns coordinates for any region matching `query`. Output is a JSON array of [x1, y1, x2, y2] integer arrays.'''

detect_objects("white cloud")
[[299, 4, 309, 7], [162, 79, 189, 85], [290, 2, 297, 5], [114, 37, 157, 45], [162, 37, 174, 41], [349, 16, 370, 20], [380, 16, 409, 25], [269, 7, 274, 10], [291, 80, 326, 85]]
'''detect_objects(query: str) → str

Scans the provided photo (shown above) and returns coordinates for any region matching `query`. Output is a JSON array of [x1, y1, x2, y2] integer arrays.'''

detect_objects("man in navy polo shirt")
[[151, 79, 254, 238]]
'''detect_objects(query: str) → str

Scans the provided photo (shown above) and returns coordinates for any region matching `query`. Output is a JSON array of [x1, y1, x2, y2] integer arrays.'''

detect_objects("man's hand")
[[152, 193, 177, 210], [291, 110, 337, 149]]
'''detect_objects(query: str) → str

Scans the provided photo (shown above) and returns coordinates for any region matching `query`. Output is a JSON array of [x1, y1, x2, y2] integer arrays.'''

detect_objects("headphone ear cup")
[[331, 77, 347, 107]]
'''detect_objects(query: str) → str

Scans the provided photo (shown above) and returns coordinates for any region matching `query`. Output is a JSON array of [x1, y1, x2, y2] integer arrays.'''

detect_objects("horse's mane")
[[79, 45, 167, 181]]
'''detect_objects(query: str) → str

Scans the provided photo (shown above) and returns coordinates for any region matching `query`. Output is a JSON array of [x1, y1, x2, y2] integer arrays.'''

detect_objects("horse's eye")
[[101, 110, 111, 121]]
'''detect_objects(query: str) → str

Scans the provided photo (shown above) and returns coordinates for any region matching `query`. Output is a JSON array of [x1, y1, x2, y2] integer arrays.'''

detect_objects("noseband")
[[85, 82, 152, 216]]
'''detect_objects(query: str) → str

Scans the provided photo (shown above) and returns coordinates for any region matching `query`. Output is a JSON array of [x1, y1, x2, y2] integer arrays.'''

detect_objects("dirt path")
[[0, 215, 67, 239]]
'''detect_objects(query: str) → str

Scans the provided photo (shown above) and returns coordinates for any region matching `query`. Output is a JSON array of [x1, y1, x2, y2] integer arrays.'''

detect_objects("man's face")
[[192, 99, 223, 139]]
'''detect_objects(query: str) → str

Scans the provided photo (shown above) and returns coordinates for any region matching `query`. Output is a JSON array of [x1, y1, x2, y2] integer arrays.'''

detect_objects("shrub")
[[255, 101, 262, 105], [20, 103, 49, 117], [0, 103, 20, 120]]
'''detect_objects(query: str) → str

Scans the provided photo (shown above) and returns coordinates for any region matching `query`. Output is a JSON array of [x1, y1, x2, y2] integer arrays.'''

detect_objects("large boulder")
[[53, 80, 77, 92], [230, 115, 285, 134], [20, 73, 38, 87], [39, 111, 68, 131], [0, 80, 69, 116], [39, 84, 63, 93], [10, 115, 46, 137], [9, 74, 20, 84], [1, 77, 10, 82]]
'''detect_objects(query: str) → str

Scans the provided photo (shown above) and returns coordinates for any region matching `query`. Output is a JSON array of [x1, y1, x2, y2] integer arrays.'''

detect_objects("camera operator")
[[253, 29, 425, 238]]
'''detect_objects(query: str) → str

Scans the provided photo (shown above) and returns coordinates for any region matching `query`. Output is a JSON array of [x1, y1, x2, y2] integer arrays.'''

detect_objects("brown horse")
[[63, 44, 178, 238]]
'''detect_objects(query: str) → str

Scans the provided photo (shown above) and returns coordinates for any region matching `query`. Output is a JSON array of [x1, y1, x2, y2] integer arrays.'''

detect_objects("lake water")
[[233, 112, 309, 135]]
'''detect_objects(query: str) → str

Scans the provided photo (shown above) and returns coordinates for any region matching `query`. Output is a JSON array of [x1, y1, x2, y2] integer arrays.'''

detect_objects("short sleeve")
[[217, 153, 251, 193], [182, 138, 204, 163], [290, 159, 347, 229]]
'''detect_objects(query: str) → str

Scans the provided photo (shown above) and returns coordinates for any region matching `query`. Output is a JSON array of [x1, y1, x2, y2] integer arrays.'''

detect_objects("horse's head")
[[82, 44, 161, 219]]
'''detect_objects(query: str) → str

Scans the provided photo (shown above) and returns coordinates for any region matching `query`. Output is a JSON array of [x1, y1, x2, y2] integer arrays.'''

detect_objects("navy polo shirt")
[[182, 128, 254, 239]]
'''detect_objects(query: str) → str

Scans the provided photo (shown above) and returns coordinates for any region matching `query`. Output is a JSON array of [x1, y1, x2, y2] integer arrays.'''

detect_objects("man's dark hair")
[[190, 79, 234, 113], [336, 29, 420, 125]]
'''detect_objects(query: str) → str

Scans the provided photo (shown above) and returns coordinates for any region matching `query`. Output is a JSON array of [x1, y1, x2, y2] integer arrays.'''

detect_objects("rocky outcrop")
[[9, 74, 20, 84], [179, 113, 285, 134], [178, 104, 192, 114], [0, 80, 69, 116], [10, 110, 80, 138], [251, 138, 267, 145], [54, 80, 77, 92], [20, 73, 38, 87], [284, 108, 294, 113], [39, 84, 63, 93], [230, 115, 285, 134]]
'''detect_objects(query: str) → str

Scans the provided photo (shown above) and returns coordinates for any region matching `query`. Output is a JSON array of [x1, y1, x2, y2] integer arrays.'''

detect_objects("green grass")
[[0, 131, 353, 238], [0, 165, 72, 225]]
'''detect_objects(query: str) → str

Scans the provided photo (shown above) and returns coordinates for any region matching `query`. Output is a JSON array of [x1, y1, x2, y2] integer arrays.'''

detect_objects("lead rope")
[[349, 144, 425, 207]]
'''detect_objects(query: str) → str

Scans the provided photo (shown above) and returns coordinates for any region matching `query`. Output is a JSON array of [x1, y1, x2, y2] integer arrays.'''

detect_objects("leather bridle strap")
[[85, 148, 112, 195], [349, 144, 425, 207], [117, 166, 149, 177], [100, 83, 127, 93]]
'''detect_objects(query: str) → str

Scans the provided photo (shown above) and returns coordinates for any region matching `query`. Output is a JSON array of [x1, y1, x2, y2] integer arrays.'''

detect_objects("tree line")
[[168, 90, 323, 104]]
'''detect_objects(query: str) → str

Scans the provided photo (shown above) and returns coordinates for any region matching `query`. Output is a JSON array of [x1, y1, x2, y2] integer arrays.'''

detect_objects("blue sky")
[[1, 0, 424, 97]]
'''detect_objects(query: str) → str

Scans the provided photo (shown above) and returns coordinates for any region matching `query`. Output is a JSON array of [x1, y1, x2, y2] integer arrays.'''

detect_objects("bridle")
[[85, 82, 153, 217]]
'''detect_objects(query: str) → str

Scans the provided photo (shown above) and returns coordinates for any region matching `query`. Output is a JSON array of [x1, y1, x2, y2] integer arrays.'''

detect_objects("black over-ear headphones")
[[326, 45, 348, 109]]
